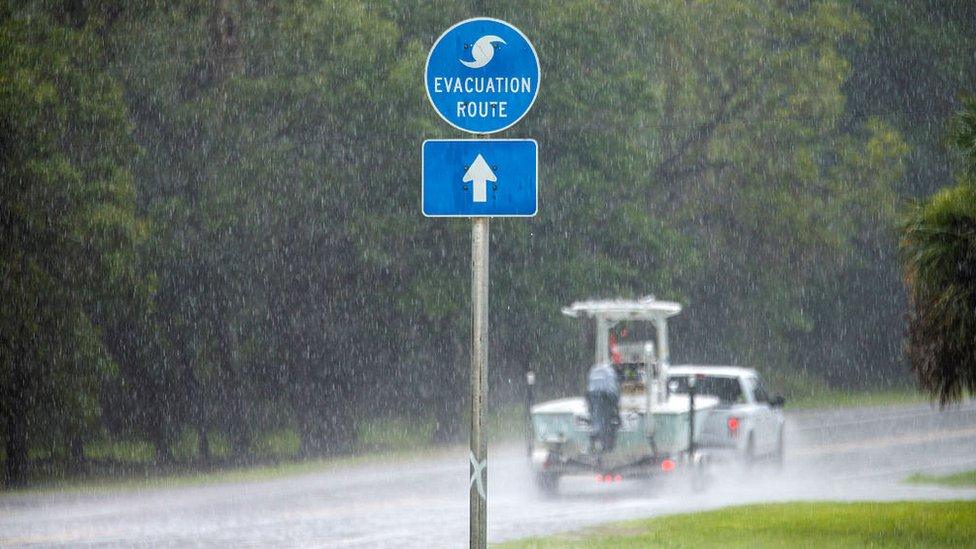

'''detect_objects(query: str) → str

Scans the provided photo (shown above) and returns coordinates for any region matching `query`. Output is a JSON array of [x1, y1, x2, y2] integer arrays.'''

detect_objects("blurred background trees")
[[1, 0, 973, 486]]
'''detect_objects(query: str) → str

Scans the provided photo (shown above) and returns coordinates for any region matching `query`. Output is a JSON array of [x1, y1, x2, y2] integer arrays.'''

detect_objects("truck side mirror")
[[770, 395, 785, 408]]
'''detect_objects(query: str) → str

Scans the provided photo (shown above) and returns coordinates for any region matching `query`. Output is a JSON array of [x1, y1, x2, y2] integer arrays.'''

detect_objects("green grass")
[[496, 501, 976, 548], [357, 403, 528, 452], [6, 391, 943, 497], [84, 438, 157, 463], [0, 443, 460, 498], [357, 416, 436, 452], [2, 406, 529, 496], [786, 388, 929, 410], [907, 470, 976, 488]]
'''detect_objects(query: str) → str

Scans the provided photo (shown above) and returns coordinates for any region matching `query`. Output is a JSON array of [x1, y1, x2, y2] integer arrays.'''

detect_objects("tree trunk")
[[3, 351, 29, 487], [297, 386, 355, 457], [322, 415, 355, 456], [216, 321, 250, 462], [297, 406, 327, 457], [431, 328, 465, 445], [205, 0, 243, 86], [3, 403, 28, 487], [149, 421, 174, 466], [431, 380, 462, 444], [198, 425, 211, 466], [68, 432, 86, 475]]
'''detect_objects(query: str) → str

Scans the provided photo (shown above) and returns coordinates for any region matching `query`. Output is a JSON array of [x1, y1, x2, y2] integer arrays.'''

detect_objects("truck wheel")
[[773, 429, 785, 470], [691, 453, 711, 493], [534, 472, 559, 495], [743, 433, 756, 470]]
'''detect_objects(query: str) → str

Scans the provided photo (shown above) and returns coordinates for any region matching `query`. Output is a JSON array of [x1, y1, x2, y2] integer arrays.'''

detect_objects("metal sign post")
[[469, 215, 489, 549], [423, 17, 539, 549]]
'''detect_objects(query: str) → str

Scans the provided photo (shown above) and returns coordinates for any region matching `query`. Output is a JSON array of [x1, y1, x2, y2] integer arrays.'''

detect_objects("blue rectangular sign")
[[422, 139, 537, 217]]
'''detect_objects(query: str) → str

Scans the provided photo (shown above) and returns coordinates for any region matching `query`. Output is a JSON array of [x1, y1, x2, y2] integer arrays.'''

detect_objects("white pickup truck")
[[667, 366, 786, 464]]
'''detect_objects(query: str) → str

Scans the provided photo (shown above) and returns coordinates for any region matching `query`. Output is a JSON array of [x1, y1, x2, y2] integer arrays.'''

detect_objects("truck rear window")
[[669, 375, 743, 405]]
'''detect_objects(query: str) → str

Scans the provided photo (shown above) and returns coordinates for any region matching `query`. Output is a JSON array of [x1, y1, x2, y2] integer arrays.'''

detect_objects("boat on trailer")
[[529, 297, 717, 493]]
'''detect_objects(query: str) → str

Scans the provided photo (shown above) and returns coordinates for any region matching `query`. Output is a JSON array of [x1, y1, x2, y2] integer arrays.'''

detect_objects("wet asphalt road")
[[2, 401, 976, 547]]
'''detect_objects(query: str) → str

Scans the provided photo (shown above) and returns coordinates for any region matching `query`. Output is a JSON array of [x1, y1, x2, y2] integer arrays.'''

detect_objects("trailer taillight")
[[727, 416, 740, 435]]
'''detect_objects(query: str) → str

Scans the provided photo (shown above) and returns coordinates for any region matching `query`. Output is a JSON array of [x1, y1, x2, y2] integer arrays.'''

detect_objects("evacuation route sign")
[[425, 18, 540, 134], [422, 139, 537, 217]]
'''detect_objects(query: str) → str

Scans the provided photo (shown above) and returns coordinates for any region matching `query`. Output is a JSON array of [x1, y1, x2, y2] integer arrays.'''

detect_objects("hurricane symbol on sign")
[[460, 35, 505, 69]]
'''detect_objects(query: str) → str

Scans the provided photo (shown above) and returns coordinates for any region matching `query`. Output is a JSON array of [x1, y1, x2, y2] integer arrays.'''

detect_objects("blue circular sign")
[[425, 18, 540, 134]]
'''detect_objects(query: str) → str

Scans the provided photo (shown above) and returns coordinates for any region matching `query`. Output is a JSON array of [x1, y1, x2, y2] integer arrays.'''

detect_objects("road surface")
[[3, 401, 976, 547]]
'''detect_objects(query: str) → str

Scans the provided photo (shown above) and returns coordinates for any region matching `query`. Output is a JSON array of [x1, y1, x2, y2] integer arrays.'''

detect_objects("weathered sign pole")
[[469, 214, 489, 548], [423, 18, 540, 548]]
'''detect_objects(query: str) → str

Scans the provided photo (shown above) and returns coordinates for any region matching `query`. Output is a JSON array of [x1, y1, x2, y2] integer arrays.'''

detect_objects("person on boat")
[[586, 362, 621, 453]]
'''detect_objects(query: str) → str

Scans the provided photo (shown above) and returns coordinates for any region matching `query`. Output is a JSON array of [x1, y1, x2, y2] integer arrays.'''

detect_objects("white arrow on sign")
[[463, 154, 496, 203]]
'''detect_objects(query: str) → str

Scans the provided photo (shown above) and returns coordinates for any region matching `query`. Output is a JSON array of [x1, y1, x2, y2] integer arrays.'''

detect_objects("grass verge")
[[2, 404, 528, 497], [496, 501, 976, 548], [0, 444, 461, 498], [785, 388, 929, 410], [907, 470, 976, 488]]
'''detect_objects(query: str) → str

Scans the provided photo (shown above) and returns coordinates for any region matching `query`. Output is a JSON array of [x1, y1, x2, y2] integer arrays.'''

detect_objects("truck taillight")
[[727, 417, 740, 435]]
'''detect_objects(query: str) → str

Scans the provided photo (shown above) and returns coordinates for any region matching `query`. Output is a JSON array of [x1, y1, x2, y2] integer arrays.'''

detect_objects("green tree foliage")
[[652, 1, 905, 389], [0, 11, 143, 485], [950, 97, 976, 176], [3, 0, 969, 484], [491, 0, 908, 392], [901, 98, 976, 405], [105, 1, 431, 455], [848, 0, 976, 198]]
